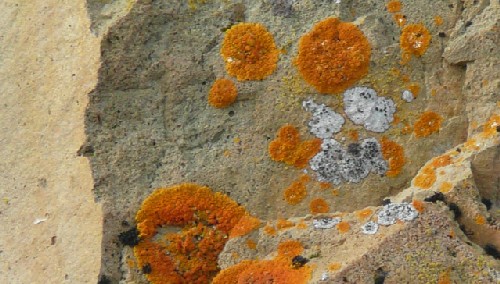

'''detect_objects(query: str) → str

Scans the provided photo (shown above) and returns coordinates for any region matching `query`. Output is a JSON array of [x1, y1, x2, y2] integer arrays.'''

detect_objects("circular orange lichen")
[[269, 125, 321, 168], [208, 78, 238, 108], [356, 208, 373, 220], [434, 15, 444, 26], [336, 221, 350, 233], [387, 0, 402, 13], [413, 111, 443, 138], [310, 198, 330, 214], [400, 24, 432, 56], [380, 137, 406, 177], [277, 240, 304, 261], [221, 23, 279, 81], [246, 239, 257, 250], [474, 214, 486, 225], [284, 179, 308, 205], [264, 224, 277, 236], [412, 200, 425, 213], [134, 183, 255, 284], [295, 17, 371, 94]]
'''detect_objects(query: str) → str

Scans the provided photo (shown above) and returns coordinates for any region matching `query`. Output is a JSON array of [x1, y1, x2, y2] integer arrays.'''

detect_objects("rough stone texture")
[[0, 1, 102, 283]]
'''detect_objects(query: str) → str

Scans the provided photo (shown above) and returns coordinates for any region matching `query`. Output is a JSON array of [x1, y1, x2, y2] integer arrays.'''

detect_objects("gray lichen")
[[402, 90, 414, 102], [303, 99, 345, 139], [377, 203, 419, 226], [313, 217, 341, 229], [361, 221, 379, 235]]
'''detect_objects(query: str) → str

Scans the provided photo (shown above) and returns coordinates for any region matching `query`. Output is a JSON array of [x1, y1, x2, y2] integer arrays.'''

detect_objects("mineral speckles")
[[343, 87, 396, 133], [361, 221, 379, 235], [303, 99, 345, 139], [313, 217, 341, 229], [309, 138, 388, 185], [377, 203, 419, 226]]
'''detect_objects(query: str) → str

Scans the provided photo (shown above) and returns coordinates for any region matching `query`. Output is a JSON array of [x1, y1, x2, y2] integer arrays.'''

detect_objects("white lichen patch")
[[377, 203, 419, 226], [361, 221, 379, 235], [313, 217, 341, 229], [402, 90, 414, 102], [343, 87, 396, 132], [309, 138, 388, 185], [303, 99, 345, 139]]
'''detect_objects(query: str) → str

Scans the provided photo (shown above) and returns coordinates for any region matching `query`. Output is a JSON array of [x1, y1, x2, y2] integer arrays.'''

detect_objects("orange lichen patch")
[[434, 15, 444, 26], [319, 182, 332, 190], [277, 240, 304, 261], [480, 114, 500, 138], [356, 208, 373, 220], [246, 239, 257, 250], [134, 184, 255, 284], [331, 188, 340, 196], [439, 181, 453, 193], [348, 129, 359, 141], [299, 174, 311, 183], [229, 214, 261, 238], [387, 0, 402, 13], [412, 200, 425, 213], [407, 83, 421, 98], [432, 155, 452, 168], [414, 165, 437, 189], [284, 178, 308, 205], [269, 125, 321, 168], [276, 218, 295, 230], [221, 22, 279, 81], [392, 115, 401, 126], [336, 221, 350, 233], [296, 221, 308, 229], [393, 14, 407, 27], [474, 214, 486, 225], [464, 138, 480, 151], [208, 78, 237, 108], [380, 137, 405, 177], [437, 269, 452, 284], [126, 258, 136, 268], [328, 262, 342, 271], [310, 198, 330, 214], [400, 24, 432, 56], [264, 225, 277, 236], [413, 111, 443, 138], [294, 17, 371, 94]]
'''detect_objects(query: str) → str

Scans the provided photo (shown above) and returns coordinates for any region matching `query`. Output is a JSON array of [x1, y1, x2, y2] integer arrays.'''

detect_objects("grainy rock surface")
[[1, 0, 499, 283]]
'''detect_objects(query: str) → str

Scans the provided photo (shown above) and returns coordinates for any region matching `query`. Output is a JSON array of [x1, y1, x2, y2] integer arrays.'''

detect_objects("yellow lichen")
[[295, 17, 371, 94], [413, 111, 442, 138], [400, 24, 432, 57], [221, 23, 279, 81], [208, 78, 238, 108], [439, 181, 453, 193]]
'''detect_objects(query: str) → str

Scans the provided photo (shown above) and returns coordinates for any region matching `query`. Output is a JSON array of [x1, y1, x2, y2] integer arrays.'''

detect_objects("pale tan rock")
[[0, 1, 102, 283]]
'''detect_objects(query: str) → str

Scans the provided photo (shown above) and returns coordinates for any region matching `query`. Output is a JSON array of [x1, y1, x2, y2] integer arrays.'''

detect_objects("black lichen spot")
[[142, 263, 152, 274], [481, 198, 492, 210], [438, 32, 446, 37], [98, 275, 111, 284], [118, 227, 140, 247], [228, 110, 235, 117], [347, 143, 362, 157], [291, 255, 309, 269], [374, 267, 387, 284], [448, 203, 462, 219], [484, 244, 500, 259], [424, 192, 445, 203], [382, 199, 391, 205]]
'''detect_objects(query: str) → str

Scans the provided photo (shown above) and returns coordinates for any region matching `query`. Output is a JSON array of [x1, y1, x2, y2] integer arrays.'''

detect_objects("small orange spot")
[[464, 138, 480, 151], [284, 178, 308, 205], [474, 214, 486, 225], [412, 200, 425, 213], [439, 181, 453, 193], [232, 251, 240, 260], [356, 208, 373, 220], [434, 15, 444, 26], [432, 155, 452, 168], [401, 74, 411, 83], [223, 150, 231, 157], [319, 182, 332, 190], [296, 221, 308, 229], [400, 24, 432, 57], [392, 115, 401, 126], [437, 269, 452, 284], [246, 239, 257, 250], [276, 218, 295, 230], [407, 83, 421, 98], [448, 229, 455, 238], [414, 165, 436, 189], [277, 240, 304, 261], [401, 122, 413, 135], [393, 14, 407, 27], [328, 262, 342, 271], [413, 111, 443, 138], [208, 79, 238, 108], [431, 89, 437, 96], [331, 189, 340, 196], [348, 130, 359, 141], [481, 114, 500, 138], [381, 137, 406, 177], [126, 258, 136, 268], [337, 221, 350, 233], [264, 225, 277, 236], [387, 0, 402, 13], [310, 198, 330, 214]]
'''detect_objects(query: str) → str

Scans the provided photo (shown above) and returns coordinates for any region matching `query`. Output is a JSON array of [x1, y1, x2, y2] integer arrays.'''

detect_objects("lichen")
[[414, 165, 437, 189], [336, 221, 350, 233], [294, 18, 371, 94], [208, 78, 238, 108], [386, 0, 402, 13], [269, 125, 322, 168], [380, 137, 405, 177], [400, 23, 432, 57], [377, 203, 419, 225], [303, 99, 345, 139], [413, 111, 442, 138], [310, 198, 330, 214], [284, 175, 308, 205], [361, 221, 379, 235], [221, 22, 279, 80]]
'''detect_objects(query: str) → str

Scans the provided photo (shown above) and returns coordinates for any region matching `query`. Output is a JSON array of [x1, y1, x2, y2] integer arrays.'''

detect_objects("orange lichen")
[[134, 183, 254, 284], [414, 165, 436, 189], [401, 122, 413, 134], [413, 111, 443, 138], [337, 221, 350, 233], [296, 221, 308, 229], [407, 83, 421, 98], [387, 0, 402, 13], [277, 240, 304, 261], [294, 17, 371, 94], [474, 214, 486, 225], [464, 138, 480, 151], [432, 155, 452, 168], [439, 181, 453, 193], [269, 125, 321, 168], [310, 198, 330, 214], [328, 262, 342, 271], [220, 23, 279, 81], [437, 269, 452, 284], [246, 239, 257, 250], [393, 14, 407, 27], [284, 178, 308, 205], [276, 218, 295, 230], [319, 182, 332, 190], [229, 214, 261, 238], [348, 129, 359, 141], [380, 137, 406, 177], [264, 225, 277, 236], [434, 15, 444, 26], [480, 114, 500, 138], [400, 24, 432, 56], [331, 188, 340, 196], [356, 208, 373, 220], [412, 200, 425, 213], [208, 78, 238, 108]]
